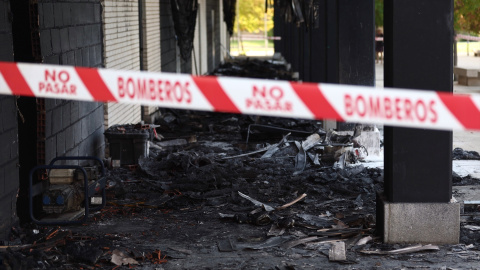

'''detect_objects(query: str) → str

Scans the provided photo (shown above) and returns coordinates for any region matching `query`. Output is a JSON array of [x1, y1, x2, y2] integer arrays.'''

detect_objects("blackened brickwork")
[[0, 0, 19, 240], [38, 0, 103, 67], [37, 0, 105, 165]]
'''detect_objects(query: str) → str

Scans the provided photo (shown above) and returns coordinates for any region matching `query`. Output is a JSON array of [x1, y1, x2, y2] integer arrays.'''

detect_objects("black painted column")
[[325, 0, 338, 84], [384, 0, 453, 202], [337, 0, 375, 131], [338, 0, 375, 86]]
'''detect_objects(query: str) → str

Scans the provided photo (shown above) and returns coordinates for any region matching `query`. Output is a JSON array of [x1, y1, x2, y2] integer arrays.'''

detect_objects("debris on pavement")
[[6, 110, 480, 269], [282, 236, 319, 249], [111, 249, 139, 266], [360, 244, 440, 255], [211, 58, 295, 80], [356, 236, 373, 246], [464, 225, 480, 231], [453, 147, 480, 160], [329, 241, 347, 261], [238, 191, 275, 211]]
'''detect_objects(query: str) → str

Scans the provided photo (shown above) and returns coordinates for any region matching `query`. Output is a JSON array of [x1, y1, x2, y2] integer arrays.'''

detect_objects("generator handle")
[[48, 156, 105, 178]]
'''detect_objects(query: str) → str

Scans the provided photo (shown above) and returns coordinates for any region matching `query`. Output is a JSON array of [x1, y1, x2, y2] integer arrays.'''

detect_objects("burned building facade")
[[0, 0, 228, 239], [0, 0, 18, 240]]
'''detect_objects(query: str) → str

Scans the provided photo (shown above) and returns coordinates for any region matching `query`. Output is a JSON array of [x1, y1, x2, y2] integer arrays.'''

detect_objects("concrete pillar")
[[380, 0, 459, 244]]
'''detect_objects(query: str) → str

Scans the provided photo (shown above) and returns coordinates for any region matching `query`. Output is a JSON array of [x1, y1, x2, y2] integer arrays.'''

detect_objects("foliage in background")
[[375, 0, 383, 29], [454, 0, 480, 34], [375, 0, 480, 35], [235, 0, 274, 34]]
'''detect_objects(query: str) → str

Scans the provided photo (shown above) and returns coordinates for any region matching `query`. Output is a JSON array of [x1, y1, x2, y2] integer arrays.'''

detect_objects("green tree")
[[235, 0, 274, 34], [375, 0, 383, 28], [454, 0, 480, 34]]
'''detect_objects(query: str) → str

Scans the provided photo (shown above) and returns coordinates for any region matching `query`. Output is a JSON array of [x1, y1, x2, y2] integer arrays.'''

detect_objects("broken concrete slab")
[[328, 241, 346, 261], [377, 192, 460, 244]]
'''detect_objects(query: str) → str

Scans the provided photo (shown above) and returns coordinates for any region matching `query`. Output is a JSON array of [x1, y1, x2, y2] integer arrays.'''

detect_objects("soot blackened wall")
[[0, 0, 19, 240], [37, 0, 105, 165]]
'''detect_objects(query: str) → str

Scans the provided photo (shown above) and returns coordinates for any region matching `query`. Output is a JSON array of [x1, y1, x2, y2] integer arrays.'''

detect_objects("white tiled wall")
[[141, 0, 161, 121], [142, 0, 161, 72], [102, 0, 142, 127]]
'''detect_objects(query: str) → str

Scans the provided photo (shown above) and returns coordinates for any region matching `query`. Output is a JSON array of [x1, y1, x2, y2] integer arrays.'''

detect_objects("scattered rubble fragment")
[[211, 58, 294, 80], [329, 241, 347, 261], [111, 249, 139, 266], [360, 244, 440, 255], [453, 147, 480, 160]]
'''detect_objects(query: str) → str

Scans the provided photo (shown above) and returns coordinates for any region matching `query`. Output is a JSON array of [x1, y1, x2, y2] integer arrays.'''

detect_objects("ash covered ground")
[[3, 110, 480, 270]]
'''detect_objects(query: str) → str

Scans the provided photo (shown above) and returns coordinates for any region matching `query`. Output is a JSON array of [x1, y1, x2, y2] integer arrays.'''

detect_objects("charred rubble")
[[2, 109, 480, 269], [2, 51, 479, 270], [211, 58, 295, 80]]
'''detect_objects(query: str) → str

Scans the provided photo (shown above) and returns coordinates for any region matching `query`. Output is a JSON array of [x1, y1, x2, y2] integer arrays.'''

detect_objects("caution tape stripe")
[[76, 67, 117, 102], [0, 62, 35, 97], [438, 93, 480, 130], [291, 83, 344, 121], [192, 76, 241, 114], [1, 61, 480, 132]]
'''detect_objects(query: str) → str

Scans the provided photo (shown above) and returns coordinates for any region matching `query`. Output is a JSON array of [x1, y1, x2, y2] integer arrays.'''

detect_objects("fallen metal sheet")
[[308, 152, 321, 165], [238, 191, 275, 212], [261, 145, 280, 159], [304, 239, 343, 250], [294, 141, 307, 175], [267, 224, 286, 236], [302, 133, 322, 151], [360, 244, 440, 255], [296, 213, 335, 228], [311, 227, 364, 238], [237, 236, 293, 250], [464, 225, 480, 231], [224, 133, 291, 160], [281, 236, 319, 249]]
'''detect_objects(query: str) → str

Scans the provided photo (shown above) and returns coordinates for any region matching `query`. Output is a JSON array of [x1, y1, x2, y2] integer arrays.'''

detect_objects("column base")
[[376, 192, 460, 244]]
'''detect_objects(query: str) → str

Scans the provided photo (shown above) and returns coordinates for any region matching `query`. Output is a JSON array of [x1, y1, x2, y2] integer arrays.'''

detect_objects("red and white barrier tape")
[[1, 61, 479, 131], [456, 34, 480, 42]]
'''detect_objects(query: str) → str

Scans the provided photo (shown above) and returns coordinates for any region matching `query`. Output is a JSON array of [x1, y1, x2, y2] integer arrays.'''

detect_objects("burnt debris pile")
[[211, 58, 295, 80], [4, 116, 480, 267], [453, 147, 480, 160]]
